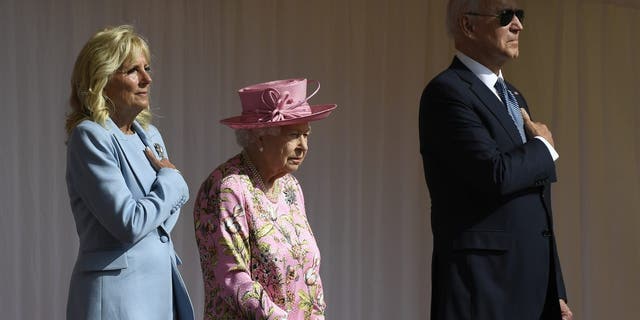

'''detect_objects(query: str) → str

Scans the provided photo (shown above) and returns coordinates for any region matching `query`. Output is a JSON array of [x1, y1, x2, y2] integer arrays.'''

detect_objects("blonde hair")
[[65, 25, 152, 135]]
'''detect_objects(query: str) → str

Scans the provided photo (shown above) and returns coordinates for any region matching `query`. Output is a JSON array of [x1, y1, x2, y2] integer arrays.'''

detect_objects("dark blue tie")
[[495, 78, 526, 143]]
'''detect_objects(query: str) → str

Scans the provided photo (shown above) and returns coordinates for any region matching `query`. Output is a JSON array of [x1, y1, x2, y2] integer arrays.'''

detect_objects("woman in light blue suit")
[[65, 25, 194, 319]]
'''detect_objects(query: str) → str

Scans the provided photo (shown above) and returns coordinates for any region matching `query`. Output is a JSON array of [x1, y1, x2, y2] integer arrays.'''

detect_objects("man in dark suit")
[[419, 1, 574, 319]]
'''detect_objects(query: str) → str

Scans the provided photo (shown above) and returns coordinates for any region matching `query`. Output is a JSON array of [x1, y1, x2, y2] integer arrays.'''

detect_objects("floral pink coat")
[[194, 154, 326, 320]]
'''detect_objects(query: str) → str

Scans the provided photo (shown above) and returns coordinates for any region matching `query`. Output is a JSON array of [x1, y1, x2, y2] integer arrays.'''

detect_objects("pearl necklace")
[[242, 151, 280, 202]]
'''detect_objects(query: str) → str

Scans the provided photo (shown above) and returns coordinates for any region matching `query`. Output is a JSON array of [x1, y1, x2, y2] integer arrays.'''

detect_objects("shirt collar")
[[456, 51, 504, 95]]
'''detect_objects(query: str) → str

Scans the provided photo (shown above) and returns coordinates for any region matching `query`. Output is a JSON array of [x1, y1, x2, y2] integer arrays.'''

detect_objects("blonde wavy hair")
[[66, 25, 152, 136]]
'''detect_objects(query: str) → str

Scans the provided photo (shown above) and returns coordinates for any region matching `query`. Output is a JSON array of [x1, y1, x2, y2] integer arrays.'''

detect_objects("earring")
[[259, 146, 264, 152]]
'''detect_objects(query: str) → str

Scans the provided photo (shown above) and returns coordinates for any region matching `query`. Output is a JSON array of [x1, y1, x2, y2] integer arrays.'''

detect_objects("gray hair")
[[235, 127, 281, 148], [446, 0, 480, 37]]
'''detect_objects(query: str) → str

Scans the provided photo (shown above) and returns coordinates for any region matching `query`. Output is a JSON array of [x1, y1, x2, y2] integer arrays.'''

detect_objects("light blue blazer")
[[66, 118, 194, 320]]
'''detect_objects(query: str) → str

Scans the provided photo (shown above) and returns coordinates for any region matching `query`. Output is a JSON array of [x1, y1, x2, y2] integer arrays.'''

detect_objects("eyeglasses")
[[465, 9, 525, 26]]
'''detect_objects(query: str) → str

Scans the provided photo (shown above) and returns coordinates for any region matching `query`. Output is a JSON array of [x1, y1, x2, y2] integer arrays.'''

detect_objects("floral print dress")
[[194, 153, 326, 320]]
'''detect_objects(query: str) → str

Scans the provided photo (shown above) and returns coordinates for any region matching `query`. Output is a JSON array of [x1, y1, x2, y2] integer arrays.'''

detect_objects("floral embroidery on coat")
[[194, 154, 326, 319]]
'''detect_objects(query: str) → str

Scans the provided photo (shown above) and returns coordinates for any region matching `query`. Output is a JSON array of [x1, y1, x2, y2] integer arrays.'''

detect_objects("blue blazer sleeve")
[[144, 124, 183, 234], [67, 121, 188, 244]]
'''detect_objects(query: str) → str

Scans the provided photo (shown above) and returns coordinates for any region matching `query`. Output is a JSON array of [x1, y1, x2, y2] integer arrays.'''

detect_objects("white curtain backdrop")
[[1, 0, 638, 319]]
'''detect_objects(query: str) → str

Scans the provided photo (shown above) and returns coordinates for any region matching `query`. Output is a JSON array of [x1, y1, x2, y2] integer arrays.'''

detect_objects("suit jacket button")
[[541, 230, 552, 237], [160, 235, 169, 243]]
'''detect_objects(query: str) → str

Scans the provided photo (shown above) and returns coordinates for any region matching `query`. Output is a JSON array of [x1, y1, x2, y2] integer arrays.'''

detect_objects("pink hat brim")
[[220, 104, 336, 129]]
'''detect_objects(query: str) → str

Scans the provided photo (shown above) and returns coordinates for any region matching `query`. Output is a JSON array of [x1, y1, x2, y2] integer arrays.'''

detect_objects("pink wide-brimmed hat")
[[220, 78, 337, 129]]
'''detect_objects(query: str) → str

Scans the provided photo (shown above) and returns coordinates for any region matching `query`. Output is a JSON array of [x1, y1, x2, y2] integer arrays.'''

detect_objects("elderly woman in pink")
[[193, 79, 336, 319]]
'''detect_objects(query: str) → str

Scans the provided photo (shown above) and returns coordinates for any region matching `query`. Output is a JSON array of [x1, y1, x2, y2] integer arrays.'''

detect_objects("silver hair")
[[446, 0, 481, 37], [235, 127, 281, 148]]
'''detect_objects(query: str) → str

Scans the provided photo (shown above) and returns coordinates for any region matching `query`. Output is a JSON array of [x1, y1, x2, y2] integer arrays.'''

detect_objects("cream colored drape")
[[1, 0, 638, 318]]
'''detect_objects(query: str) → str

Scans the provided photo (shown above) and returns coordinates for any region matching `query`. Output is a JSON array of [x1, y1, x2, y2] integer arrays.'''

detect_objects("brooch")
[[154, 143, 165, 159]]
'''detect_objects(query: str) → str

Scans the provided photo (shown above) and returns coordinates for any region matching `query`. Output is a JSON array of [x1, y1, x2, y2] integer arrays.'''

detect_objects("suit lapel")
[[450, 58, 524, 145], [106, 118, 155, 195], [132, 121, 153, 150], [133, 121, 167, 159]]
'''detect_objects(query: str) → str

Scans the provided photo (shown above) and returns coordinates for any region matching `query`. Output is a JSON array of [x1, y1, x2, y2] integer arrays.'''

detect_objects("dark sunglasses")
[[465, 9, 525, 26]]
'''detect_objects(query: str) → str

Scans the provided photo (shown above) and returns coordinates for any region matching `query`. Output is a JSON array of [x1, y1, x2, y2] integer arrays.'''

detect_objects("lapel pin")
[[154, 143, 165, 159]]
